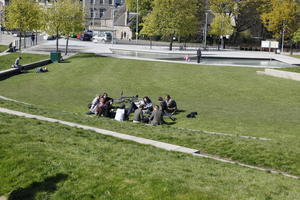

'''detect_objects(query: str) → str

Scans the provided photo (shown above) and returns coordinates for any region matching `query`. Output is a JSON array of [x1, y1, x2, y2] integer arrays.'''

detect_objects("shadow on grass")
[[8, 173, 68, 200]]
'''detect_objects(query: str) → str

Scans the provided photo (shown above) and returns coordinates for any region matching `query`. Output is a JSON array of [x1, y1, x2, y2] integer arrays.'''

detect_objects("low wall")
[[257, 69, 300, 81], [0, 59, 52, 81]]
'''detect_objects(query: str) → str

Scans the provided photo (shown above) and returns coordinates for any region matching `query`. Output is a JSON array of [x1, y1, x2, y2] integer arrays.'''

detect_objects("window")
[[109, 0, 113, 5], [90, 0, 94, 4], [100, 0, 104, 4], [100, 8, 105, 17], [90, 9, 94, 18]]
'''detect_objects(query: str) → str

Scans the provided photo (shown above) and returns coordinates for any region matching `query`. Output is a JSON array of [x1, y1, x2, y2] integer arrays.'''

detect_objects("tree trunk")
[[217, 38, 220, 50], [221, 36, 224, 50], [19, 32, 22, 51], [150, 37, 152, 49], [169, 37, 173, 51], [65, 36, 69, 55], [290, 40, 294, 55], [56, 29, 59, 52], [24, 34, 26, 49], [35, 31, 38, 45]]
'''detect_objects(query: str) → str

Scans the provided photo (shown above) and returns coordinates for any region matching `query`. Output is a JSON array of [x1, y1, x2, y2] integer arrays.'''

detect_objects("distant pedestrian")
[[197, 48, 202, 63], [31, 34, 35, 46]]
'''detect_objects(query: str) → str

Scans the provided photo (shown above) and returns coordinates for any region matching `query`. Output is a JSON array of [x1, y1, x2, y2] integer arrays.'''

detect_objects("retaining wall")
[[257, 69, 300, 81], [0, 59, 52, 81]]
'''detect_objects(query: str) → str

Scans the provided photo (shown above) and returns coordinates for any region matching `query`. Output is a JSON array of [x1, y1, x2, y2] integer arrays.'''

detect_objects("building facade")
[[35, 0, 132, 40], [83, 0, 132, 40]]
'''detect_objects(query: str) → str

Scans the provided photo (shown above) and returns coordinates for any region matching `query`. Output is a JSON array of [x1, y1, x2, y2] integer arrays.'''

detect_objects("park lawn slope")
[[0, 52, 48, 71], [0, 112, 300, 200], [0, 45, 8, 53], [0, 54, 300, 176], [279, 66, 300, 73]]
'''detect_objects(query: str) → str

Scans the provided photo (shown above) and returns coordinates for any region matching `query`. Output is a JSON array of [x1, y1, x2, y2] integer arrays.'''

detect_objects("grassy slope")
[[1, 112, 300, 200], [0, 54, 300, 176], [0, 53, 48, 71], [0, 45, 8, 53]]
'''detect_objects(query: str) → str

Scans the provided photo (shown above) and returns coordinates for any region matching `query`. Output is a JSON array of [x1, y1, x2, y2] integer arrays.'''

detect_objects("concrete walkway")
[[0, 107, 298, 179], [22, 39, 300, 67]]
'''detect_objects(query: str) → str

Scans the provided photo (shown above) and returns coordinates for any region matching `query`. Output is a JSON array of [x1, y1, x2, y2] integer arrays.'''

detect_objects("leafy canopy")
[[261, 0, 300, 39], [209, 14, 234, 37], [141, 0, 200, 39]]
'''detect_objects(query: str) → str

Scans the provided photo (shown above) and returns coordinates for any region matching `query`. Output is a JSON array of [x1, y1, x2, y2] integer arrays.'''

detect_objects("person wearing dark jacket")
[[197, 48, 202, 63]]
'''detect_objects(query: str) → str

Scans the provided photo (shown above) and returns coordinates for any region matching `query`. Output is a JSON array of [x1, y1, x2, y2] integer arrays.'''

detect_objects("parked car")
[[92, 32, 112, 43], [43, 34, 56, 40], [80, 33, 92, 41]]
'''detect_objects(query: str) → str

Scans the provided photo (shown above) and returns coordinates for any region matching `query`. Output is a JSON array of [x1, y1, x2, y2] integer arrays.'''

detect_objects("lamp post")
[[203, 11, 208, 50], [281, 25, 285, 54], [92, 0, 95, 32], [136, 0, 138, 44]]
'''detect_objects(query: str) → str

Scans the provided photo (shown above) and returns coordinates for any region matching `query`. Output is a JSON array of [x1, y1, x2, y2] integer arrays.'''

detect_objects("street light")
[[203, 11, 208, 50], [92, 0, 95, 32], [281, 25, 285, 54], [136, 0, 138, 44]]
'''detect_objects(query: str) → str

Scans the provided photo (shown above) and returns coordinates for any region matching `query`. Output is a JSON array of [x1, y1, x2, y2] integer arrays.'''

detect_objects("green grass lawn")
[[280, 66, 300, 73], [0, 45, 8, 53], [0, 53, 48, 71], [0, 54, 300, 177], [1, 112, 300, 200]]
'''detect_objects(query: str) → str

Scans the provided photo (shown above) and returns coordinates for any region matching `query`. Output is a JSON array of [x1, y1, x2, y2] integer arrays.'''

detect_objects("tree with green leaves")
[[141, 0, 200, 50], [5, 0, 43, 51], [209, 14, 234, 50], [261, 0, 300, 54], [209, 0, 269, 43], [60, 0, 84, 55], [44, 0, 84, 53]]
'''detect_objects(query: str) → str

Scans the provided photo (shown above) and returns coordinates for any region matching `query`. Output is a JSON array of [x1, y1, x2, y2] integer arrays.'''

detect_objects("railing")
[[13, 35, 44, 51]]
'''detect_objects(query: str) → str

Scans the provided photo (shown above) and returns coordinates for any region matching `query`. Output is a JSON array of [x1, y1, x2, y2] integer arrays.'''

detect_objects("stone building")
[[83, 0, 132, 40], [2, 0, 132, 40]]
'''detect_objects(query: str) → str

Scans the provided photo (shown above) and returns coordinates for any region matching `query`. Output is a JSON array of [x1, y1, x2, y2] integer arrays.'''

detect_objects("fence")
[[13, 35, 44, 50]]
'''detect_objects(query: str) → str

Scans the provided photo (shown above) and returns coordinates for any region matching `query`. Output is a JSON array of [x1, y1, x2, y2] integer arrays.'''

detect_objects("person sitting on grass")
[[149, 105, 164, 126], [158, 97, 175, 121], [165, 95, 177, 114], [95, 92, 113, 117], [126, 96, 153, 116], [87, 94, 101, 115], [142, 96, 153, 114], [133, 105, 146, 123]]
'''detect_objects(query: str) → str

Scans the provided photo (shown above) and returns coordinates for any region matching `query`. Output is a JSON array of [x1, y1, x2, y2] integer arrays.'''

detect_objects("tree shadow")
[[8, 173, 68, 200]]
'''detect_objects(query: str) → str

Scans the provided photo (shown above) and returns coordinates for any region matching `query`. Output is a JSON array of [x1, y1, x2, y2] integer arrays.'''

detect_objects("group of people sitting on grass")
[[87, 92, 177, 125]]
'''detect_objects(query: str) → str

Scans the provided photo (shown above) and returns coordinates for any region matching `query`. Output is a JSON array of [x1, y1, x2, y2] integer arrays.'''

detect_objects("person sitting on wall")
[[11, 56, 25, 72]]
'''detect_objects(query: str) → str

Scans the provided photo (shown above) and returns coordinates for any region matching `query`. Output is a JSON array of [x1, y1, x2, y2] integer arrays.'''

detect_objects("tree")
[[261, 0, 300, 54], [126, 0, 154, 37], [141, 0, 200, 50], [293, 28, 300, 43], [60, 0, 84, 55], [209, 0, 268, 43], [44, 0, 82, 53], [209, 14, 234, 50], [4, 0, 43, 51], [140, 11, 159, 49]]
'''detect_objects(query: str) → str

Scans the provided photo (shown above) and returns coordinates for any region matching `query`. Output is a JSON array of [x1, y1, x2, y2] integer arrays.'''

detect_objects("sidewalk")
[[19, 38, 300, 66]]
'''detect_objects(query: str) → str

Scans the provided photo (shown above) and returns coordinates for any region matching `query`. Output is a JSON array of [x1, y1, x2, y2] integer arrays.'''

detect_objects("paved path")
[[22, 38, 300, 67], [0, 107, 298, 179]]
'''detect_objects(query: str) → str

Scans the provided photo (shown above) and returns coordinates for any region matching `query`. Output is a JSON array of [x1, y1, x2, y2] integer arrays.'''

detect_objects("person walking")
[[31, 34, 35, 46], [197, 48, 202, 63]]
